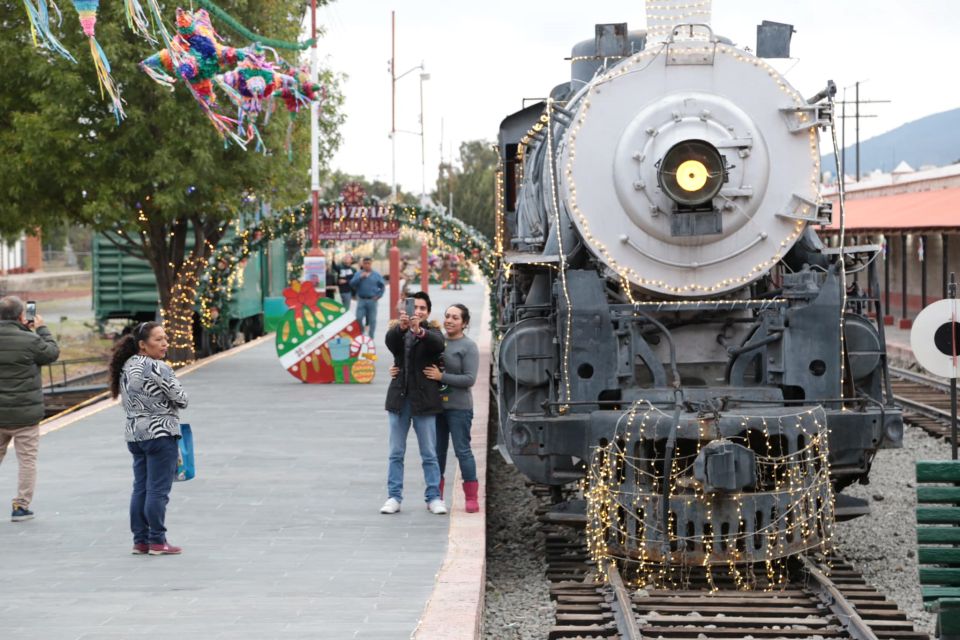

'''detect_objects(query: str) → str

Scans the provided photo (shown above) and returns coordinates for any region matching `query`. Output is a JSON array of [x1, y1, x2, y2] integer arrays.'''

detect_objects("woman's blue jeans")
[[436, 409, 477, 482], [127, 436, 179, 544], [387, 399, 441, 503]]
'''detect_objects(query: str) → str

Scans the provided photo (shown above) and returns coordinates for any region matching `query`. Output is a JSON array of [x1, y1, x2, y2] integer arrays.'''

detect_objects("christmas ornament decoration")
[[275, 281, 376, 384], [140, 7, 247, 138], [73, 0, 125, 120]]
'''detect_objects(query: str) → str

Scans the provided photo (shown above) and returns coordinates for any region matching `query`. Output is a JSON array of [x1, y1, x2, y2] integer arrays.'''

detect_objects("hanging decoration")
[[137, 7, 325, 150], [193, 0, 316, 51], [21, 0, 76, 62], [123, 0, 170, 45], [273, 61, 324, 158], [215, 45, 283, 150], [140, 8, 248, 139], [72, 0, 125, 120]]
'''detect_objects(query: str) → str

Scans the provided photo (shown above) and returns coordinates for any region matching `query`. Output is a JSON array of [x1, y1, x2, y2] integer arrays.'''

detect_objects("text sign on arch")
[[911, 299, 960, 379]]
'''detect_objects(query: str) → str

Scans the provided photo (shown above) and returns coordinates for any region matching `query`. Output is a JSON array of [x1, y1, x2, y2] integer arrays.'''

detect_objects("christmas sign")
[[276, 280, 376, 383], [317, 183, 399, 240]]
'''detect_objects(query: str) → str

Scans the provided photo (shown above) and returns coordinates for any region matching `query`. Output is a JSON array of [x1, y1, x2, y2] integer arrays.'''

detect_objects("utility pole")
[[836, 82, 890, 182], [309, 0, 320, 250], [390, 10, 396, 202]]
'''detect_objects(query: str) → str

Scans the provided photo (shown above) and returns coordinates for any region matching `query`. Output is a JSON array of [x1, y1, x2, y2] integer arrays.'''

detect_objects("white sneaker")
[[380, 498, 401, 514], [427, 499, 448, 515]]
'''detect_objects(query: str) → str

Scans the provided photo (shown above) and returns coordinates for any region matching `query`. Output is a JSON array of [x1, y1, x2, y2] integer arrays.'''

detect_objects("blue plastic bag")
[[175, 424, 195, 481]]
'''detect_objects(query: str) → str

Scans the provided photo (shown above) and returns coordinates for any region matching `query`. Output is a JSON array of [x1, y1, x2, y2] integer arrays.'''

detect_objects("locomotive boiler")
[[494, 22, 902, 570]]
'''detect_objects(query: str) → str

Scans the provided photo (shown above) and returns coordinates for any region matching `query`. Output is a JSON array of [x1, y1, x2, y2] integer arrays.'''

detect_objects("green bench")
[[917, 460, 960, 640]]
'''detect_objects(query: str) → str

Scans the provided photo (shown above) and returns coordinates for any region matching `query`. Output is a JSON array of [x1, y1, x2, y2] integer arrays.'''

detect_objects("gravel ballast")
[[834, 424, 948, 638], [483, 451, 555, 639]]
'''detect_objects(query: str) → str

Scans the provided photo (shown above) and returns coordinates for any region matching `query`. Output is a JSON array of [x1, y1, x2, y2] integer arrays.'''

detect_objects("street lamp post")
[[389, 13, 429, 201], [419, 70, 430, 201]]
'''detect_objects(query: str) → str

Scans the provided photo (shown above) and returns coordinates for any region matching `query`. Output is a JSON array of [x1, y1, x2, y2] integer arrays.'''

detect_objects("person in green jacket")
[[0, 296, 60, 522]]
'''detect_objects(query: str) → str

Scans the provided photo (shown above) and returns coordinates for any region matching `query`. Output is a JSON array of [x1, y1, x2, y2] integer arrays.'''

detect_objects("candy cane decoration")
[[350, 334, 377, 361]]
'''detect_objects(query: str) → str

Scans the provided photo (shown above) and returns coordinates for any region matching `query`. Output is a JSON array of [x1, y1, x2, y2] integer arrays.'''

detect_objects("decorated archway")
[[196, 199, 494, 337]]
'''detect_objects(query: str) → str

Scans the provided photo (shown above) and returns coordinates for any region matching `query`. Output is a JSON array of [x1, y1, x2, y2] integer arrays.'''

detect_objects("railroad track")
[[890, 365, 957, 441], [534, 490, 926, 639], [42, 368, 109, 419]]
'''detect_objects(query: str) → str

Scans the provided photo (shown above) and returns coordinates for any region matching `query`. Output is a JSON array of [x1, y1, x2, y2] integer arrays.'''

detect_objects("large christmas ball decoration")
[[275, 280, 376, 383]]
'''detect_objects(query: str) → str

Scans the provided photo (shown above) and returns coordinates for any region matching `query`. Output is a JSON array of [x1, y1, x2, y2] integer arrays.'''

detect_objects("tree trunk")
[[162, 255, 204, 367]]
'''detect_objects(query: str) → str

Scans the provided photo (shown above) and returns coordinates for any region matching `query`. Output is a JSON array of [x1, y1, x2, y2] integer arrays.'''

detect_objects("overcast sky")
[[312, 1, 959, 195]]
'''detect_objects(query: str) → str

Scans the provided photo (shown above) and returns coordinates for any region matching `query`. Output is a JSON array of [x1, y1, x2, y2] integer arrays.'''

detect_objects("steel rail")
[[605, 564, 643, 640], [890, 365, 951, 393], [800, 555, 880, 640]]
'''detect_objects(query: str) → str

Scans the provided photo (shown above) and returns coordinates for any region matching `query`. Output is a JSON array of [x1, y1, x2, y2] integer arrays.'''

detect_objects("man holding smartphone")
[[380, 291, 446, 515], [349, 257, 385, 338], [0, 296, 60, 522]]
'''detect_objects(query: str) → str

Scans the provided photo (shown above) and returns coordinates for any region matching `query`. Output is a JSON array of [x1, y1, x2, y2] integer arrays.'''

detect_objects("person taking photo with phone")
[[423, 304, 481, 513], [380, 291, 446, 515], [0, 296, 60, 522]]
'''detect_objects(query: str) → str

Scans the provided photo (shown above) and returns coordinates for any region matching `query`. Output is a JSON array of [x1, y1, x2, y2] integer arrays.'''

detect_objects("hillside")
[[822, 107, 960, 176]]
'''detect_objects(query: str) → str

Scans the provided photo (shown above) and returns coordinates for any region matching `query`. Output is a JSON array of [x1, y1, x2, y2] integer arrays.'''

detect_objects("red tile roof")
[[823, 187, 960, 232]]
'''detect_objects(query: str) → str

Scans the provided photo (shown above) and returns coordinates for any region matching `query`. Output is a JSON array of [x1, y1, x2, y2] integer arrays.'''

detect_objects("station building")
[[821, 162, 960, 328]]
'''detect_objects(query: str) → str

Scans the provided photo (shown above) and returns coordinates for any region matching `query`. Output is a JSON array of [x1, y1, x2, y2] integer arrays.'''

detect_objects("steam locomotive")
[[494, 22, 902, 567]]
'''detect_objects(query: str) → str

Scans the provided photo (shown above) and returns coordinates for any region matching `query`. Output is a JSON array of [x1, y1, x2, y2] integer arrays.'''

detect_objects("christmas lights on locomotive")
[[493, 21, 902, 571]]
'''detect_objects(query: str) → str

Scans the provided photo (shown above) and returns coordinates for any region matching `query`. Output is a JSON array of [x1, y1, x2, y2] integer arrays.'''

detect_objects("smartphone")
[[404, 297, 415, 317], [25, 300, 36, 323]]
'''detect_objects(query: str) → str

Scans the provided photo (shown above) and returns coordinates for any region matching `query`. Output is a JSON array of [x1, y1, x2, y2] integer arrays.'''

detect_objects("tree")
[[0, 1, 345, 363], [434, 140, 497, 241]]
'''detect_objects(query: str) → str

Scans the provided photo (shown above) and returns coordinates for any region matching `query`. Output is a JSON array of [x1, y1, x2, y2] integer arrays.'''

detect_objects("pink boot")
[[463, 480, 480, 513]]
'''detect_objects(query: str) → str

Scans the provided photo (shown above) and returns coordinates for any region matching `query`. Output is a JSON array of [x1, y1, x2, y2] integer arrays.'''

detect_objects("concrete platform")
[[0, 283, 488, 640]]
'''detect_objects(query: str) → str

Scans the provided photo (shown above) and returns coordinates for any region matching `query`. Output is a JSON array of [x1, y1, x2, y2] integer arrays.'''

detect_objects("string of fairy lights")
[[584, 401, 835, 591], [545, 99, 574, 412], [561, 42, 821, 296]]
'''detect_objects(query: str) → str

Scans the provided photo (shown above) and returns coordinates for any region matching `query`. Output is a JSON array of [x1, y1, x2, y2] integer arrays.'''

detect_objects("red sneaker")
[[131, 543, 149, 555], [148, 542, 182, 555]]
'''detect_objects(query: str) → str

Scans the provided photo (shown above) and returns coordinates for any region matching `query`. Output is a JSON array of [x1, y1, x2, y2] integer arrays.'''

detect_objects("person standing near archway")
[[350, 257, 385, 338]]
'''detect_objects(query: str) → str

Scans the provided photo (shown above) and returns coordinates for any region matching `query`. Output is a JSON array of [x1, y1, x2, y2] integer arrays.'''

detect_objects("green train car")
[[92, 231, 289, 356]]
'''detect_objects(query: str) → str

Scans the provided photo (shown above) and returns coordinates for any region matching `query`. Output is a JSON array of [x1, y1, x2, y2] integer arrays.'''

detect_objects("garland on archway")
[[197, 202, 309, 330], [393, 205, 495, 282], [197, 202, 494, 331]]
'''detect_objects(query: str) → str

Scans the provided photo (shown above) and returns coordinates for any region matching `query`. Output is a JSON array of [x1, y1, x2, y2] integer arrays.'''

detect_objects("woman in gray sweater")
[[423, 304, 481, 512]]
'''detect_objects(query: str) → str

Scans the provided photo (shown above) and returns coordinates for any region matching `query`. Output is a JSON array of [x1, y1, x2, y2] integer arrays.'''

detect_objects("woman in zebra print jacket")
[[109, 321, 188, 556]]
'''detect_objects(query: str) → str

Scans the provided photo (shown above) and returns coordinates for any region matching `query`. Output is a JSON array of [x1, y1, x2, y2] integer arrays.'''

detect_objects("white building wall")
[[0, 236, 25, 273]]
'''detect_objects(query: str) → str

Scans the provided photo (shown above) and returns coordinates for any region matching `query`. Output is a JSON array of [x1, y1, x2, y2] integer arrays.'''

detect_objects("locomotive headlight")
[[675, 160, 709, 192], [658, 139, 726, 207]]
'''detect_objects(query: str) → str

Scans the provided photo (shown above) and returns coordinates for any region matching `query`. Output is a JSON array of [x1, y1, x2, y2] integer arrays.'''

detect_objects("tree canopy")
[[434, 139, 497, 242], [0, 1, 345, 361], [1, 0, 342, 237]]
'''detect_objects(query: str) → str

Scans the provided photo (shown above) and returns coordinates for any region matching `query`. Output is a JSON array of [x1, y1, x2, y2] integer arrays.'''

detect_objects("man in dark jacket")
[[334, 254, 356, 309], [0, 296, 60, 522], [380, 291, 446, 515]]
